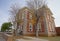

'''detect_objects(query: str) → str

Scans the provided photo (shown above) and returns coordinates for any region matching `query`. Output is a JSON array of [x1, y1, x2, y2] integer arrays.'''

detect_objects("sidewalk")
[[0, 37, 6, 41], [16, 36, 49, 41]]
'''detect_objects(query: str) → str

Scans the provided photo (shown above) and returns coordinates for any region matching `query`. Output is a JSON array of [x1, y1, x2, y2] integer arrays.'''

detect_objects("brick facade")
[[55, 27, 60, 36], [15, 6, 56, 36]]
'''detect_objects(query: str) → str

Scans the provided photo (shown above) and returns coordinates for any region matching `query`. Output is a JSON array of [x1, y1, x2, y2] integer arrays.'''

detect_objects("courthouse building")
[[14, 5, 56, 36]]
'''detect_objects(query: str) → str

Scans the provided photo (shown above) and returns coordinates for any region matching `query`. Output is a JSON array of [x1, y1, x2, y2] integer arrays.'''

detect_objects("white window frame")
[[47, 15, 49, 20], [29, 23, 33, 31], [49, 22, 52, 31], [37, 23, 41, 31], [22, 13, 25, 19], [29, 14, 32, 19]]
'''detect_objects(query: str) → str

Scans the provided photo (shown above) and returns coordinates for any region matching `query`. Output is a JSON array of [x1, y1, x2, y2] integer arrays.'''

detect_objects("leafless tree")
[[9, 4, 20, 22], [9, 3, 21, 36], [26, 0, 47, 37]]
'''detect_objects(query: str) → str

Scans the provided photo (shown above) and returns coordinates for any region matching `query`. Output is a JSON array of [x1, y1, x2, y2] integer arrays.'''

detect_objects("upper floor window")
[[29, 14, 32, 19], [47, 15, 49, 20], [22, 13, 25, 19], [24, 9, 28, 14]]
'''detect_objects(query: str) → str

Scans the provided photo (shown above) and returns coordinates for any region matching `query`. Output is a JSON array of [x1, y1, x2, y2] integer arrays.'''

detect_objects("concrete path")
[[0, 37, 6, 41], [0, 32, 6, 41], [16, 36, 49, 41]]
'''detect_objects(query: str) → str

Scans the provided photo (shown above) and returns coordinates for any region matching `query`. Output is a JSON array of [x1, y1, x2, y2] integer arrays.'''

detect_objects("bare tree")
[[26, 0, 46, 37], [9, 3, 21, 36], [9, 4, 20, 22]]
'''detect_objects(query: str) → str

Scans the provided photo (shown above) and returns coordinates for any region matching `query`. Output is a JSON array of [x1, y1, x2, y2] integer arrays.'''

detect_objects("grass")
[[39, 36, 60, 41], [22, 37, 33, 40], [13, 36, 60, 41]]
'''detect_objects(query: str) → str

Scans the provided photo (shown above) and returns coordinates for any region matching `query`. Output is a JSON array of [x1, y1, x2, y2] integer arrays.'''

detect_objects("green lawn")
[[39, 36, 60, 41], [14, 36, 60, 41]]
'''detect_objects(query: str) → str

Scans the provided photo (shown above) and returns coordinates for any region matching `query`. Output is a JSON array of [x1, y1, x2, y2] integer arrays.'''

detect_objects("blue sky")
[[0, 0, 60, 29], [0, 0, 26, 29], [47, 0, 60, 27]]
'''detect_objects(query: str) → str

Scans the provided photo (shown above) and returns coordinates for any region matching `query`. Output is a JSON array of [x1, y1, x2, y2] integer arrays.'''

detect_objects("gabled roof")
[[18, 7, 36, 18], [20, 7, 34, 13], [38, 5, 53, 15]]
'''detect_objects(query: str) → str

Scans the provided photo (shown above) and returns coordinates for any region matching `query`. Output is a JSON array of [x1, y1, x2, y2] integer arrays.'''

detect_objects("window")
[[47, 16, 49, 19], [37, 23, 41, 31], [22, 13, 25, 19], [51, 23, 55, 32], [29, 14, 32, 19], [49, 22, 52, 31], [29, 23, 33, 31], [25, 9, 28, 13], [24, 9, 28, 14]]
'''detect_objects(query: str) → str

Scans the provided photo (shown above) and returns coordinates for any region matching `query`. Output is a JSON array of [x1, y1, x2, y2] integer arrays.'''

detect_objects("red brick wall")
[[40, 17, 45, 32], [55, 27, 60, 36], [27, 11, 29, 32]]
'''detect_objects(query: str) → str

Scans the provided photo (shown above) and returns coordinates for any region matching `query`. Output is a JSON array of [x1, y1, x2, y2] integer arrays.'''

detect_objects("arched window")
[[47, 15, 49, 20], [37, 23, 41, 31], [49, 22, 53, 32], [29, 23, 33, 31], [29, 14, 32, 19], [22, 13, 25, 19]]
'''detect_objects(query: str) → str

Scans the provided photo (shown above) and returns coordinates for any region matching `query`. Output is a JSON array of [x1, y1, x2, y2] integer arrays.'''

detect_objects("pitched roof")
[[38, 5, 53, 15]]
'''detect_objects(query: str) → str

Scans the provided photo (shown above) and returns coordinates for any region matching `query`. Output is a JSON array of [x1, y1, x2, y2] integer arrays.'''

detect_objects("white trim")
[[29, 23, 33, 31]]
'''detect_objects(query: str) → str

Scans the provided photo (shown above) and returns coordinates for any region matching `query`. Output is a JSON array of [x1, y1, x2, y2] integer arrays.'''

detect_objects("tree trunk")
[[35, 16, 40, 37]]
